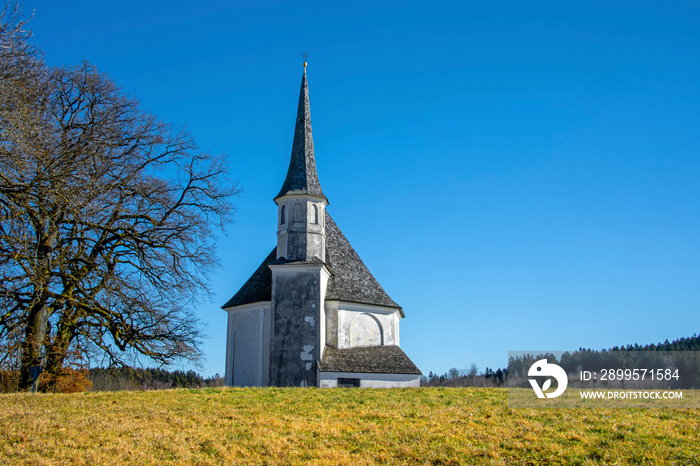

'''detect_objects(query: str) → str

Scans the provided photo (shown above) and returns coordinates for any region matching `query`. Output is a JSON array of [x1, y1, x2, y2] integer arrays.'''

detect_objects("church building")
[[223, 64, 421, 388]]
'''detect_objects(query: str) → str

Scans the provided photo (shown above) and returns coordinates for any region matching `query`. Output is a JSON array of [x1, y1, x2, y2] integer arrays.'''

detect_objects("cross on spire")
[[302, 52, 309, 73]]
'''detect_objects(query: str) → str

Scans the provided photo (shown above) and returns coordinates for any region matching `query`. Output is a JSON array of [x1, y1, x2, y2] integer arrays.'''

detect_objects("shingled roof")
[[222, 212, 401, 310], [221, 247, 276, 309], [318, 345, 422, 375], [324, 215, 400, 309], [275, 71, 326, 201]]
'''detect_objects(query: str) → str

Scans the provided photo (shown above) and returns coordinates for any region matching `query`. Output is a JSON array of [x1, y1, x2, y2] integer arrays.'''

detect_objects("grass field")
[[1, 387, 698, 465]]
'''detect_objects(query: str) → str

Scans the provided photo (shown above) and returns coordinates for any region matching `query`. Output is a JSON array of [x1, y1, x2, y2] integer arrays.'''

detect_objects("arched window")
[[312, 205, 319, 224], [280, 205, 286, 225]]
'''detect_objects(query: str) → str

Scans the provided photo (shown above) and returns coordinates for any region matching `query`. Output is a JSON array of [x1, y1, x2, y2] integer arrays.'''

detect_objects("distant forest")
[[89, 367, 225, 391], [421, 333, 700, 387], [0, 366, 224, 393]]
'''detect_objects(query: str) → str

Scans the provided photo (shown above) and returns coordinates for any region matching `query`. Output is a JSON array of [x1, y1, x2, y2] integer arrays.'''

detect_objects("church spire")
[[275, 67, 326, 202]]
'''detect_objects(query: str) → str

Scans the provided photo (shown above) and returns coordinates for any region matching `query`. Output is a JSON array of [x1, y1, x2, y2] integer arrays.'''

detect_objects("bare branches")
[[1, 6, 238, 389]]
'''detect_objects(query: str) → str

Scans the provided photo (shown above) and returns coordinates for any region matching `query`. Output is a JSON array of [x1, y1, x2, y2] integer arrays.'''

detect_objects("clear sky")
[[20, 0, 700, 377]]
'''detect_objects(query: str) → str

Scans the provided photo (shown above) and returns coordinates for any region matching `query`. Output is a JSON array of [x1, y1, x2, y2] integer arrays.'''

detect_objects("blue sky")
[[21, 1, 700, 377]]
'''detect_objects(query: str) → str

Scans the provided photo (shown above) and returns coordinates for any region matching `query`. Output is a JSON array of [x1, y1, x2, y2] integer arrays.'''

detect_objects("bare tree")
[[1, 9, 238, 390], [0, 0, 47, 387]]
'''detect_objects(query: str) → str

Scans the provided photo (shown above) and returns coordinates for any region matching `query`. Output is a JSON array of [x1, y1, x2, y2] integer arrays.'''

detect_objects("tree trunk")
[[18, 303, 49, 390], [43, 321, 75, 391]]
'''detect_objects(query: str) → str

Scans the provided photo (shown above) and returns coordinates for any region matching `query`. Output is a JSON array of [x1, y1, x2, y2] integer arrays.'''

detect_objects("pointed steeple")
[[275, 70, 326, 201]]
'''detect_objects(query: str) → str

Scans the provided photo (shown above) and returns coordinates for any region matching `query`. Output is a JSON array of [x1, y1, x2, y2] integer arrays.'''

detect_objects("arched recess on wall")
[[233, 313, 257, 387], [280, 205, 286, 224], [349, 313, 383, 347], [293, 203, 303, 223], [312, 205, 319, 224]]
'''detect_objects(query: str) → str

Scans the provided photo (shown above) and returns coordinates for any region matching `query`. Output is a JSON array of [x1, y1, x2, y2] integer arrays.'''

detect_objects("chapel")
[[223, 64, 421, 388]]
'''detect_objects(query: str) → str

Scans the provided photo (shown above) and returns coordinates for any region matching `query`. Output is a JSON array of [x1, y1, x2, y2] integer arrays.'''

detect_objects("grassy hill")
[[1, 387, 698, 465]]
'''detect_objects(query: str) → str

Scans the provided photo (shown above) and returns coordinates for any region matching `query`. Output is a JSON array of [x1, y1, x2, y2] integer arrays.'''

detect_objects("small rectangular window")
[[337, 378, 360, 388]]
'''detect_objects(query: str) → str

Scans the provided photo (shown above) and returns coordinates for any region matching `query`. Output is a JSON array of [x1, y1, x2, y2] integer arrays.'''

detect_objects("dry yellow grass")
[[1, 387, 698, 465]]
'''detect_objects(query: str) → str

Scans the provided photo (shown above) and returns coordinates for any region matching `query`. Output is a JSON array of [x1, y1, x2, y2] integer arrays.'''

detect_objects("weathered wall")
[[324, 303, 338, 348], [276, 196, 327, 262], [318, 371, 420, 388], [269, 265, 328, 387]]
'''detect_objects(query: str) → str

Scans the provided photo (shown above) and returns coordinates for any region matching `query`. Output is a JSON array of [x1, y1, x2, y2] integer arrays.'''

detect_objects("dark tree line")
[[421, 367, 508, 387], [422, 364, 509, 387], [89, 367, 224, 391], [0, 366, 224, 393]]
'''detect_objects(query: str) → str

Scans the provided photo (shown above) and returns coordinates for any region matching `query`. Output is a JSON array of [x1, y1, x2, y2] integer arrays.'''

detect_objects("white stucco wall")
[[318, 371, 420, 388], [233, 313, 257, 386], [223, 302, 270, 387], [349, 313, 382, 347], [325, 301, 401, 350]]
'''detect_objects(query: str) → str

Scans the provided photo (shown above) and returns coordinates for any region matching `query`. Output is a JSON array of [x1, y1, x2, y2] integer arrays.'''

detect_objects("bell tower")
[[269, 61, 330, 386], [274, 62, 328, 261]]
